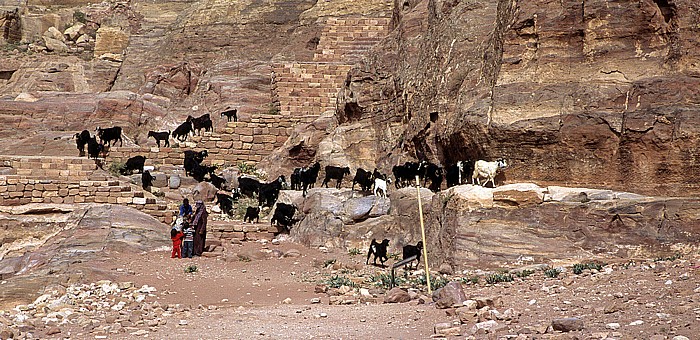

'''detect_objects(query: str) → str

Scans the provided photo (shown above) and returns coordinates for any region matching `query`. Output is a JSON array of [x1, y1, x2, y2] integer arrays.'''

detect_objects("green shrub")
[[184, 265, 198, 273], [572, 262, 603, 275], [237, 254, 251, 262], [485, 273, 514, 284], [544, 267, 562, 278], [73, 10, 87, 23], [325, 275, 355, 289], [348, 248, 362, 256], [459, 276, 480, 285], [514, 269, 535, 278], [411, 274, 449, 290], [108, 161, 125, 177], [653, 253, 681, 262], [369, 272, 404, 289]]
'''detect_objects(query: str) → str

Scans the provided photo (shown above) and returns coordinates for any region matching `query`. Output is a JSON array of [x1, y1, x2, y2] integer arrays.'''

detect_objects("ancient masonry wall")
[[108, 115, 317, 167], [0, 155, 170, 223]]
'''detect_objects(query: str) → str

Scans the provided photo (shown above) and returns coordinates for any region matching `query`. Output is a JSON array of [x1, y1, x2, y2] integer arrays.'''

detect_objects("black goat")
[[187, 113, 212, 136], [190, 163, 216, 182], [86, 136, 104, 160], [290, 168, 302, 190], [183, 150, 208, 176], [208, 173, 227, 190], [244, 206, 260, 223], [95, 126, 123, 147], [120, 155, 146, 175], [141, 170, 154, 189], [74, 130, 91, 156], [301, 162, 321, 196], [221, 108, 238, 122], [216, 193, 236, 216], [271, 202, 297, 230], [321, 165, 351, 189], [392, 161, 423, 188], [237, 176, 261, 197], [352, 168, 374, 192], [421, 162, 443, 192], [258, 175, 286, 208], [402, 241, 423, 270], [147, 130, 170, 147], [445, 160, 474, 188], [172, 121, 193, 142], [366, 239, 390, 267]]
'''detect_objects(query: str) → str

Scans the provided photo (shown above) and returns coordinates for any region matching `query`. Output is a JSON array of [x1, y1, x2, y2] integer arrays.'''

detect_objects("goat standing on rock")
[[472, 159, 507, 187]]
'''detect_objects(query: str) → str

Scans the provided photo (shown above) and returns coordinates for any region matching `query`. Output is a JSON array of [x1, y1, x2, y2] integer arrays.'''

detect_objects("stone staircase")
[[0, 155, 170, 223], [208, 220, 284, 244], [272, 17, 390, 117]]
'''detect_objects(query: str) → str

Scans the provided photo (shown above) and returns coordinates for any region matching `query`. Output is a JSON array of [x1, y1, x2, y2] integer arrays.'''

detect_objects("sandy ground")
[[26, 239, 700, 339]]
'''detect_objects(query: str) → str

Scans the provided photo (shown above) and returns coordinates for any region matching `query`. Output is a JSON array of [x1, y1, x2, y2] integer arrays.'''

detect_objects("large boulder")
[[192, 182, 218, 202]]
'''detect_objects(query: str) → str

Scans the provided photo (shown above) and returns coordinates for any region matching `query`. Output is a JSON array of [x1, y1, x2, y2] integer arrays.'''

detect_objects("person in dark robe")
[[192, 200, 208, 256]]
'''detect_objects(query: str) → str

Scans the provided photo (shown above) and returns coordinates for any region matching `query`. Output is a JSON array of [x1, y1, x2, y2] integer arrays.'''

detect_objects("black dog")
[[244, 206, 260, 223], [402, 241, 423, 270], [366, 238, 390, 267]]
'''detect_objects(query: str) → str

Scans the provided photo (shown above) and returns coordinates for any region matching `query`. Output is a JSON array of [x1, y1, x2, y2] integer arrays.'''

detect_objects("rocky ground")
[[0, 236, 698, 339]]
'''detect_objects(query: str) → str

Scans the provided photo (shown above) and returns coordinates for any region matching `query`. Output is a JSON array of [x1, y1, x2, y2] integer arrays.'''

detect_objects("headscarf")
[[192, 200, 208, 230]]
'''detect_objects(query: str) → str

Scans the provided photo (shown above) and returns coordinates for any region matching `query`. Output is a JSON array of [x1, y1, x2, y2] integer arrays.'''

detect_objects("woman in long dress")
[[191, 200, 208, 256]]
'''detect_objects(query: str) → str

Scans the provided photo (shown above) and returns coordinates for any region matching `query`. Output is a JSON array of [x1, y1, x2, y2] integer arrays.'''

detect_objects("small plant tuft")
[[514, 269, 535, 278], [325, 275, 356, 289], [653, 253, 681, 262], [237, 254, 251, 262], [108, 161, 125, 177], [572, 262, 603, 275], [369, 272, 403, 289], [184, 264, 198, 273], [348, 248, 362, 256], [411, 274, 449, 290], [544, 267, 562, 278], [388, 252, 400, 261], [73, 10, 87, 24], [485, 273, 514, 284]]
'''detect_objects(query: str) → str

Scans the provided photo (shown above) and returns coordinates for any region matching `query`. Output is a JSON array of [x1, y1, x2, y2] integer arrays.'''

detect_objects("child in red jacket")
[[171, 227, 184, 258]]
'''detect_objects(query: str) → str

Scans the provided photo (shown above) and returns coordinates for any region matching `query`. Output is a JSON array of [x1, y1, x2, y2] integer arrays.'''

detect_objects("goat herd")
[[71, 112, 508, 234]]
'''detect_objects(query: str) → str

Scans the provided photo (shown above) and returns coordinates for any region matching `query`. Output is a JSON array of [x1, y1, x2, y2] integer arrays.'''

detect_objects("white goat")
[[373, 177, 392, 198], [472, 159, 507, 187]]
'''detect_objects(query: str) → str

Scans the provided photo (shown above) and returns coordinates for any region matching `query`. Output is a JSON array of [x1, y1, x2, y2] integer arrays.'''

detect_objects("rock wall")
[[288, 183, 700, 270], [301, 0, 700, 197]]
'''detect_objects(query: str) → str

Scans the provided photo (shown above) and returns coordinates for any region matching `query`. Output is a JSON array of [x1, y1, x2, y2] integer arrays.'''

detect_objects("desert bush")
[[572, 262, 603, 275], [325, 275, 355, 289], [485, 273, 514, 284], [184, 264, 198, 273], [108, 161, 125, 177], [544, 267, 562, 278]]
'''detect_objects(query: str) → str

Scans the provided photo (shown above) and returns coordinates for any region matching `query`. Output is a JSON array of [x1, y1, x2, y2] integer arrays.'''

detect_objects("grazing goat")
[[372, 168, 388, 181], [290, 168, 302, 190], [244, 206, 260, 223], [95, 126, 123, 147], [472, 159, 507, 187], [421, 162, 443, 192], [183, 150, 208, 176], [271, 202, 297, 230], [322, 165, 351, 189], [373, 177, 391, 198], [402, 241, 423, 270], [208, 172, 227, 190], [120, 155, 146, 175], [190, 163, 216, 182], [446, 160, 474, 188], [366, 238, 390, 267], [216, 193, 236, 216], [86, 136, 104, 160], [172, 121, 193, 142], [301, 162, 321, 196], [221, 108, 238, 122], [392, 161, 423, 188], [74, 130, 91, 156], [258, 175, 286, 208], [352, 168, 374, 192], [237, 176, 261, 197], [187, 113, 212, 136], [147, 131, 170, 147], [141, 170, 154, 189]]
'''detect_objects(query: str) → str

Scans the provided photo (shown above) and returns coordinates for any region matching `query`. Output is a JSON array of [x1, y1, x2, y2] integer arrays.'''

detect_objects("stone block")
[[133, 197, 147, 205]]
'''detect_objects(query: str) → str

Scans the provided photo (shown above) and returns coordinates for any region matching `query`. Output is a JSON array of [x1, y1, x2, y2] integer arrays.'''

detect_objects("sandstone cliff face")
[[326, 0, 700, 197]]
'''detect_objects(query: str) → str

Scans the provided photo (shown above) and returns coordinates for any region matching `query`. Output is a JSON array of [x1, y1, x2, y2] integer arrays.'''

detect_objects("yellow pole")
[[415, 175, 432, 294]]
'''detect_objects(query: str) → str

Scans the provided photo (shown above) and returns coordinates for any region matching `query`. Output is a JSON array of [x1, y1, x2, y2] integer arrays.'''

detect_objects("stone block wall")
[[208, 221, 285, 244], [108, 114, 317, 166], [272, 63, 352, 117], [313, 17, 391, 63], [0, 175, 171, 223]]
